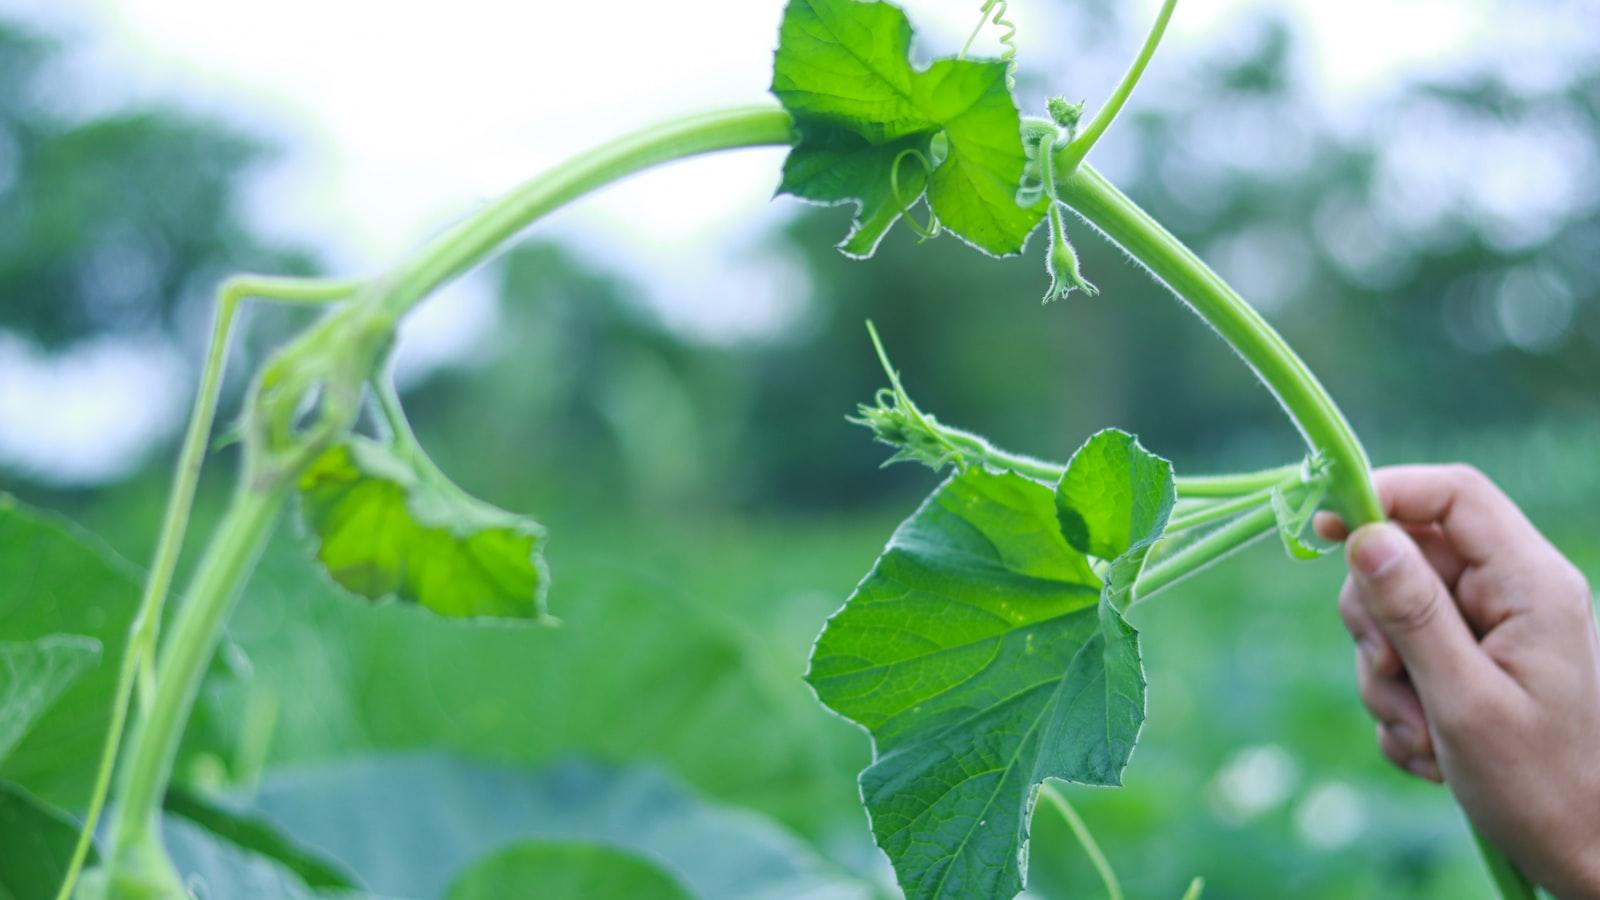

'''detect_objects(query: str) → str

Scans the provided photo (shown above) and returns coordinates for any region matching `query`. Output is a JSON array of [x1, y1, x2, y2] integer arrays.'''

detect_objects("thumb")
[[1346, 522, 1486, 693]]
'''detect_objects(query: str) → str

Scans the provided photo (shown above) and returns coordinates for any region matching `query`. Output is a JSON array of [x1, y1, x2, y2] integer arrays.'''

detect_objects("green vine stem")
[[83, 107, 798, 894], [1053, 162, 1384, 526], [1040, 782, 1124, 900], [1057, 0, 1178, 174], [55, 276, 358, 900], [378, 105, 795, 319], [101, 483, 288, 895]]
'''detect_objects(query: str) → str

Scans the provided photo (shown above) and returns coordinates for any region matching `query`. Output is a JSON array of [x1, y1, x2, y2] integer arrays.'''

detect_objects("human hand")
[[1315, 465, 1600, 898]]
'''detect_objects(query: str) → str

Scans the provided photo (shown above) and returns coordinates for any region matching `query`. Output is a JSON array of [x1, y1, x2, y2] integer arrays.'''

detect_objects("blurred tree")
[[0, 24, 315, 348]]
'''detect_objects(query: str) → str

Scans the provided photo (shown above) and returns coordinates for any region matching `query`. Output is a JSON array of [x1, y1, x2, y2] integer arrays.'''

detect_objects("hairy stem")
[[55, 276, 357, 900], [1134, 502, 1281, 603], [103, 482, 287, 888], [1055, 163, 1384, 525]]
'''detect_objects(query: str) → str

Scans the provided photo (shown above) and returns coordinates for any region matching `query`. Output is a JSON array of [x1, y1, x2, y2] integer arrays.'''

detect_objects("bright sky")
[[0, 0, 1524, 483]]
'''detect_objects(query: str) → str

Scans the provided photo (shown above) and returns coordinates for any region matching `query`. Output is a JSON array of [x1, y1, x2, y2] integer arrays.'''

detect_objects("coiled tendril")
[[961, 0, 1019, 91]]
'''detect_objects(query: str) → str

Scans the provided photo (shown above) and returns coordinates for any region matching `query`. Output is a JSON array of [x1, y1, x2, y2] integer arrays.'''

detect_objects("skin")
[[1314, 465, 1600, 898]]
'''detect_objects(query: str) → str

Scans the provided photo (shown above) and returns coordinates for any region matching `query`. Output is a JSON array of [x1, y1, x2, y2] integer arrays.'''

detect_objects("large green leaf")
[[446, 841, 691, 900], [771, 0, 1045, 257], [0, 635, 100, 765], [0, 498, 138, 808], [297, 438, 552, 621], [228, 754, 867, 900], [808, 430, 1175, 899], [0, 780, 88, 900], [165, 788, 358, 891]]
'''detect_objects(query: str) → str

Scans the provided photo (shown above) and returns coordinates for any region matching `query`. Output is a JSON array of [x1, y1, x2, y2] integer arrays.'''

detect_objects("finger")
[[1376, 723, 1442, 783], [1321, 513, 1467, 590], [1314, 511, 1347, 542], [1346, 522, 1513, 701], [1338, 579, 1402, 678], [1356, 648, 1431, 756], [1370, 465, 1543, 568], [1403, 522, 1467, 590]]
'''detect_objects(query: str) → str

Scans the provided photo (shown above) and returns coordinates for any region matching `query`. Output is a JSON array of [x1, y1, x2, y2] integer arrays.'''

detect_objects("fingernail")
[[1351, 524, 1405, 578]]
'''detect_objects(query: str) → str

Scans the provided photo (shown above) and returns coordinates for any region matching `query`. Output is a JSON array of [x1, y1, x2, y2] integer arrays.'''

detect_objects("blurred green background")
[[0, 1, 1597, 898]]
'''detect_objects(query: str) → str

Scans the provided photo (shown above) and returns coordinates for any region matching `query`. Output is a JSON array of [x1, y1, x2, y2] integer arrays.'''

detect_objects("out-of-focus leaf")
[[445, 841, 691, 900], [0, 497, 138, 807], [0, 634, 100, 764], [297, 439, 552, 620], [771, 0, 1045, 257], [165, 787, 358, 891], [0, 779, 89, 900], [231, 753, 868, 900]]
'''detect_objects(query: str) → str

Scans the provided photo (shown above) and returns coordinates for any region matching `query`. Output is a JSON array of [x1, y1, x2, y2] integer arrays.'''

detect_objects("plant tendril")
[[960, 0, 1019, 90], [890, 147, 940, 241]]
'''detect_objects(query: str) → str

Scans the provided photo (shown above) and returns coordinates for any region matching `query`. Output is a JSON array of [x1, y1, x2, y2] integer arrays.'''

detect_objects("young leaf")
[[1055, 428, 1176, 608], [807, 467, 1141, 899], [771, 0, 1046, 257], [0, 635, 100, 765], [297, 438, 552, 621], [446, 842, 691, 900]]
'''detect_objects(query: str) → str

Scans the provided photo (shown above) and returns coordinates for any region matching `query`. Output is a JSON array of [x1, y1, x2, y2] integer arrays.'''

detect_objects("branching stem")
[[1057, 0, 1178, 174]]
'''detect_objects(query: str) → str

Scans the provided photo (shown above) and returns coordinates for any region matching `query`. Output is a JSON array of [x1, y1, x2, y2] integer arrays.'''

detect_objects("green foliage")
[[771, 0, 1045, 257], [0, 635, 100, 763], [0, 781, 89, 900], [231, 755, 868, 899], [0, 500, 136, 808], [446, 842, 691, 900], [297, 439, 552, 621], [163, 789, 358, 891], [808, 430, 1173, 898]]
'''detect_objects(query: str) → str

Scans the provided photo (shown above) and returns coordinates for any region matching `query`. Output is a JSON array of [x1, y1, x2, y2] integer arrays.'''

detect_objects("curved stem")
[[104, 482, 287, 888], [54, 276, 358, 900], [1055, 163, 1384, 525], [1175, 464, 1304, 498], [1057, 0, 1178, 174], [380, 105, 795, 318], [1040, 782, 1124, 900], [1164, 480, 1288, 533]]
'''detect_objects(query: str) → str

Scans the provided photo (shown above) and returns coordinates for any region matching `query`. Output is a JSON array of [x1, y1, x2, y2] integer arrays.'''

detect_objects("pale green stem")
[[1057, 0, 1178, 173], [104, 483, 288, 891], [1165, 477, 1300, 533], [54, 275, 358, 900], [1040, 782, 1124, 900], [1055, 163, 1383, 525], [379, 105, 795, 318], [1175, 464, 1304, 498], [1134, 502, 1282, 604], [1181, 876, 1206, 900]]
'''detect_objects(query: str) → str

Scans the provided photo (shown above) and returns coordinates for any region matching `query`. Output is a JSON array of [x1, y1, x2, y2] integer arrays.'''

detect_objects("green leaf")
[[446, 842, 691, 900], [165, 788, 358, 891], [297, 438, 552, 620], [0, 635, 100, 765], [0, 498, 139, 808], [1055, 428, 1176, 608], [231, 754, 867, 900], [0, 780, 91, 900], [807, 465, 1148, 899], [771, 0, 1045, 257]]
